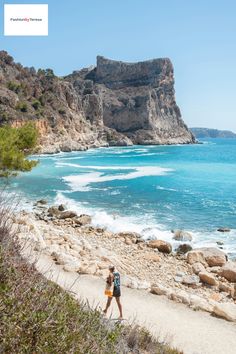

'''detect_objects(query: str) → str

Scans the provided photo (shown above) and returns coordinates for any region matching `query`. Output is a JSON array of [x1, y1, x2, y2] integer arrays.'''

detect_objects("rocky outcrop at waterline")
[[0, 51, 195, 153]]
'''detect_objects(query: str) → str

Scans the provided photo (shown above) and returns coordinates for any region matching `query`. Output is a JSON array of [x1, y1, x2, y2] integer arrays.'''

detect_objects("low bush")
[[58, 108, 66, 115], [15, 101, 28, 112], [32, 99, 41, 110], [7, 81, 21, 93]]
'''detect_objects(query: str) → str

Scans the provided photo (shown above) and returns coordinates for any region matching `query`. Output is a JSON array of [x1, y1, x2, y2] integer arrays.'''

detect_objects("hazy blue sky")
[[1, 0, 236, 131]]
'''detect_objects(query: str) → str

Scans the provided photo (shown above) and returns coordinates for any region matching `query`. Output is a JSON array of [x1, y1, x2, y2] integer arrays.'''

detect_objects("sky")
[[1, 0, 236, 131]]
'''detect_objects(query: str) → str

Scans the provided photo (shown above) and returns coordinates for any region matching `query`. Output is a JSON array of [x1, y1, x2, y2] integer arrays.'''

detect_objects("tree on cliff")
[[0, 122, 38, 177]]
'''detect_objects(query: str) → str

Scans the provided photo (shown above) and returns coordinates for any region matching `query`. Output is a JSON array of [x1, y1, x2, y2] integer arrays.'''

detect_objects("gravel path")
[[34, 253, 236, 354]]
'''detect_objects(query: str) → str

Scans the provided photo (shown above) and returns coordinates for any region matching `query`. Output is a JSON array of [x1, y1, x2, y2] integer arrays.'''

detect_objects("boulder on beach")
[[150, 283, 171, 296], [144, 253, 161, 262], [59, 210, 77, 219], [122, 275, 150, 290], [172, 230, 193, 241], [218, 282, 233, 294], [192, 262, 205, 275], [116, 231, 142, 240], [48, 206, 61, 217], [176, 243, 192, 254], [74, 214, 92, 226], [58, 204, 66, 211], [199, 271, 218, 286], [189, 295, 214, 312], [213, 303, 236, 322], [218, 262, 236, 282], [182, 275, 200, 287], [147, 240, 172, 253], [187, 247, 227, 267]]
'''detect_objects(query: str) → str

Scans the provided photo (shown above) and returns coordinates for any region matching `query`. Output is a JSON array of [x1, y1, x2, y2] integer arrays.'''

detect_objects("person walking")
[[103, 265, 123, 319]]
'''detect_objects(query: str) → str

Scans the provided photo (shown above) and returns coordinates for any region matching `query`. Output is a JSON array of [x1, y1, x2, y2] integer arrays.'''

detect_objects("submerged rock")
[[36, 199, 47, 205], [217, 227, 231, 232], [176, 244, 192, 254], [172, 230, 193, 242]]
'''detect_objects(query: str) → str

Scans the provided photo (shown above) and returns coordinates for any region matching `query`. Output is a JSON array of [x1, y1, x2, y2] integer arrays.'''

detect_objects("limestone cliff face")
[[68, 56, 195, 145], [0, 51, 195, 153]]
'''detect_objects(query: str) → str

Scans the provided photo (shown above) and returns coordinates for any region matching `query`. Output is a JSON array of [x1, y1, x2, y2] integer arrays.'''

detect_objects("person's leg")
[[115, 297, 123, 319], [103, 296, 112, 315]]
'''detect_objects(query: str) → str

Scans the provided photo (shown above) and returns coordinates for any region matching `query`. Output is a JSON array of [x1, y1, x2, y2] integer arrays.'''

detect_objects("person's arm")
[[107, 273, 114, 286]]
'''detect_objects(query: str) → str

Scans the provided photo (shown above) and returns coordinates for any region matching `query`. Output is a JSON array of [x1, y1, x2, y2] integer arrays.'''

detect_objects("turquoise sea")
[[10, 138, 236, 257]]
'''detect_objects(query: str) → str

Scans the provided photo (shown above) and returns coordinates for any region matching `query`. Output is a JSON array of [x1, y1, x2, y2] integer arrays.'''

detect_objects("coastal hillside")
[[0, 51, 195, 153], [191, 127, 236, 138]]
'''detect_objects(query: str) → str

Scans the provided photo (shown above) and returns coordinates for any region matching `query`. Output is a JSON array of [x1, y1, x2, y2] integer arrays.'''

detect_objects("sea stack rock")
[[92, 56, 195, 145]]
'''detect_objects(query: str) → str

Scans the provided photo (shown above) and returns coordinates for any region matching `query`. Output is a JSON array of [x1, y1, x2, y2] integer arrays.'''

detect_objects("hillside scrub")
[[0, 196, 182, 354]]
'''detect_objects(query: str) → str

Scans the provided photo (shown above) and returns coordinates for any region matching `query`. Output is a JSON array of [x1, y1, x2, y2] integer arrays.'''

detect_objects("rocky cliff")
[[0, 51, 195, 153]]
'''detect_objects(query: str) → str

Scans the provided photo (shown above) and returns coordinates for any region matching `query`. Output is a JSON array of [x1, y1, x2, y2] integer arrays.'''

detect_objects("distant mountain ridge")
[[191, 127, 236, 139]]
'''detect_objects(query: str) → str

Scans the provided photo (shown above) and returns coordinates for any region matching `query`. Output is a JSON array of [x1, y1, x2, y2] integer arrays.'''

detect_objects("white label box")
[[4, 4, 48, 36]]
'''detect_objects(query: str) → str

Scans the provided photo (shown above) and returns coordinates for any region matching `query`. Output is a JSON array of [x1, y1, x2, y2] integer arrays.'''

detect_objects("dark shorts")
[[113, 286, 121, 297]]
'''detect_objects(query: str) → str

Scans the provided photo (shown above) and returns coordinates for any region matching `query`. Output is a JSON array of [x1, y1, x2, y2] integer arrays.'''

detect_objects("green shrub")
[[0, 111, 9, 122], [37, 68, 55, 78], [7, 81, 21, 93], [58, 108, 66, 115], [16, 101, 28, 112], [39, 95, 46, 106], [32, 99, 41, 110]]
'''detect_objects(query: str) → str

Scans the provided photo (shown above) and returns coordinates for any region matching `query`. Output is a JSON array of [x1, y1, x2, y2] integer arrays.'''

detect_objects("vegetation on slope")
[[0, 198, 182, 354], [0, 123, 38, 177]]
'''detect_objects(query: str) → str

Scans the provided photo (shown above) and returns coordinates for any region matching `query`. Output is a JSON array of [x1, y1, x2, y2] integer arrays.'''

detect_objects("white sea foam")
[[156, 186, 178, 192], [54, 192, 171, 237], [62, 166, 172, 191]]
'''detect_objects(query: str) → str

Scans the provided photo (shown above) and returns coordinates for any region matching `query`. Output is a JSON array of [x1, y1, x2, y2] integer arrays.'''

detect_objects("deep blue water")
[[9, 138, 236, 256]]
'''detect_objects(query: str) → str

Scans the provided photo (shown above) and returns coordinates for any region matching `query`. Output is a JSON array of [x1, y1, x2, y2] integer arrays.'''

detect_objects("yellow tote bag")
[[105, 283, 113, 297]]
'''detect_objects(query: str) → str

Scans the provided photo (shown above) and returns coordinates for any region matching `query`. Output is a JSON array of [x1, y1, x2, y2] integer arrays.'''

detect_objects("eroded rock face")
[[67, 56, 196, 147], [0, 52, 195, 151]]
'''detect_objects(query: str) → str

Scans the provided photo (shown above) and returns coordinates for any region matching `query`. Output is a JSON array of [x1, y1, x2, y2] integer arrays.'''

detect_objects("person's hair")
[[109, 265, 115, 272]]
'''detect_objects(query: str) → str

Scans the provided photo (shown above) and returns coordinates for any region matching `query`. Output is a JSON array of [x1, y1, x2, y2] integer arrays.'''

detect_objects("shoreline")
[[37, 141, 200, 155], [13, 201, 236, 324]]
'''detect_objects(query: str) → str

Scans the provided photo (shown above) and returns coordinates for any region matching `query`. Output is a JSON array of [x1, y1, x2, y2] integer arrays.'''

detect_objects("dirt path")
[[33, 253, 236, 354]]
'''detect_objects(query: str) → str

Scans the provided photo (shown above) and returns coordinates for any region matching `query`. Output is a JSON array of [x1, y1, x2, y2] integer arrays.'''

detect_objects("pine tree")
[[0, 123, 38, 177]]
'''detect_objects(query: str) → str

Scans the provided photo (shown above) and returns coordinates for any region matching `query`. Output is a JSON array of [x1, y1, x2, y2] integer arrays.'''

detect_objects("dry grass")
[[0, 194, 182, 354]]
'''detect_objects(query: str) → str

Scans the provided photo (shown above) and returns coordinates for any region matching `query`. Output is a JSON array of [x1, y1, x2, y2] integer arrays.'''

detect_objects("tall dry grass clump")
[[0, 194, 182, 354]]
